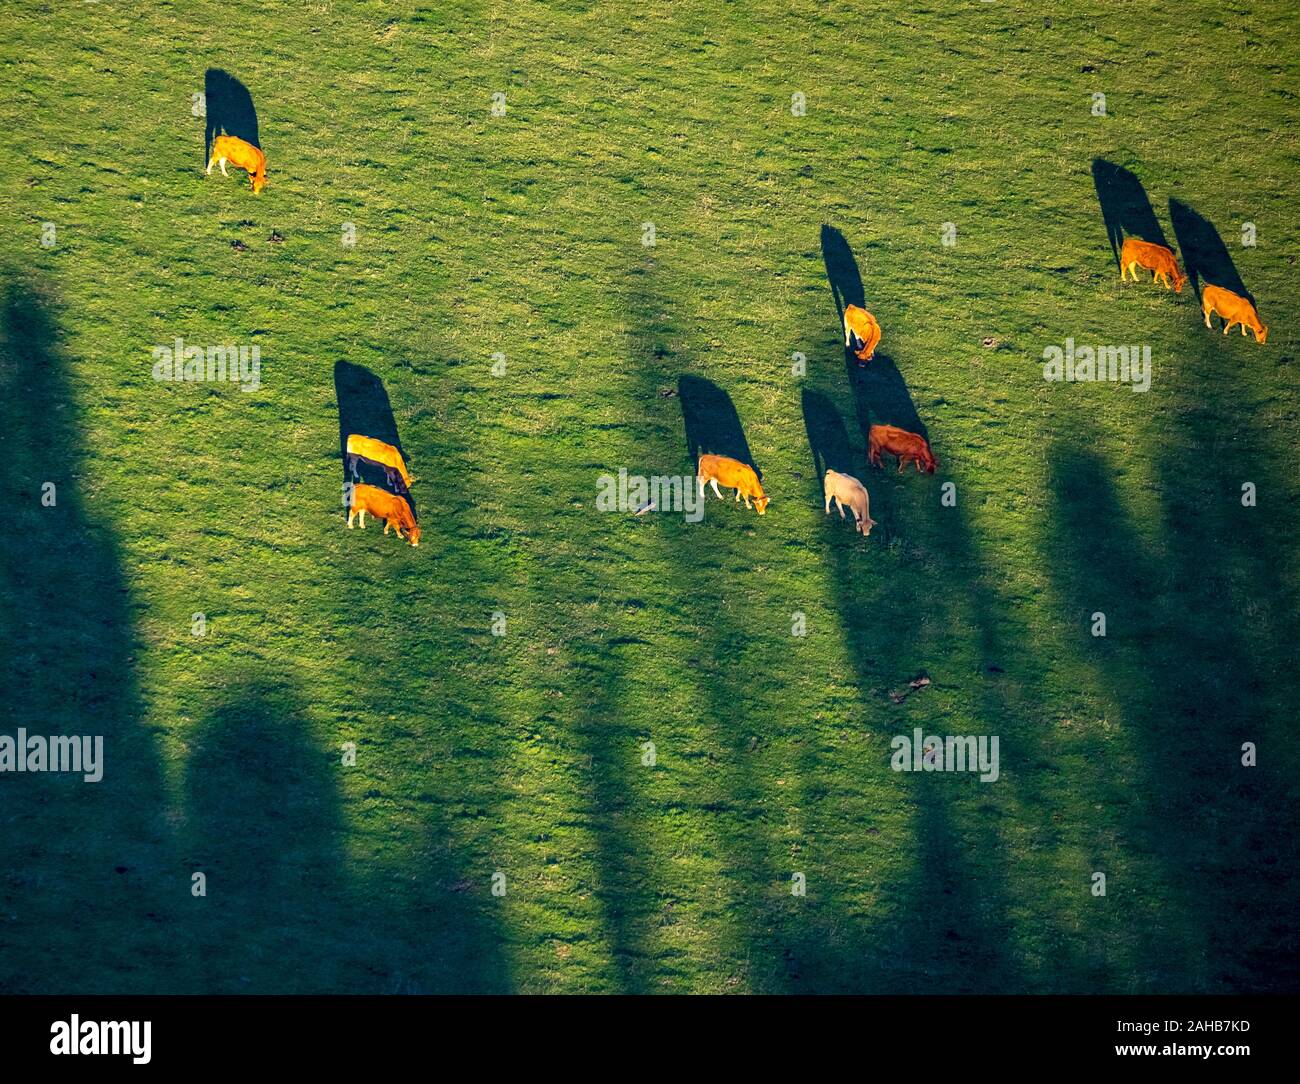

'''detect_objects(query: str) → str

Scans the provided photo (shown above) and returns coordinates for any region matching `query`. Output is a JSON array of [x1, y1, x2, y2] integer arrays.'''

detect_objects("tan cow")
[[843, 304, 881, 363], [1119, 238, 1186, 293], [697, 453, 770, 514], [823, 469, 876, 536], [206, 134, 266, 194], [347, 484, 421, 546], [347, 434, 414, 488], [1201, 284, 1267, 343]]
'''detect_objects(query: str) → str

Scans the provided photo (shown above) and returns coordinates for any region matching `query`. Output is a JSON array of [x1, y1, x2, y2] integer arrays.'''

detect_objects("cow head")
[[407, 522, 422, 547], [1254, 323, 1268, 344], [858, 515, 877, 537], [252, 169, 266, 195], [754, 495, 771, 515], [1172, 270, 1187, 294]]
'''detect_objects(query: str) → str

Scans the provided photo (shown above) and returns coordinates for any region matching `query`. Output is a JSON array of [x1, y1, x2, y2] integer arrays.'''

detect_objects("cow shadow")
[[204, 69, 260, 161], [1091, 159, 1168, 268], [800, 389, 855, 478], [333, 360, 415, 517], [820, 225, 929, 441], [820, 223, 865, 320], [678, 373, 758, 476], [1169, 199, 1253, 305]]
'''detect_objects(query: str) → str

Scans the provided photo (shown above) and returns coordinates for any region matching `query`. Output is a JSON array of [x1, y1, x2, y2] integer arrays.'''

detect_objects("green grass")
[[1, 0, 1298, 993]]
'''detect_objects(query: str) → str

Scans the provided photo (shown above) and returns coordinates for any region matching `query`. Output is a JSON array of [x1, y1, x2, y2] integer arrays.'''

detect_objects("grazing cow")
[[1201, 284, 1268, 343], [1119, 238, 1186, 293], [868, 424, 937, 474], [697, 453, 770, 515], [206, 134, 266, 194], [843, 303, 881, 363], [346, 434, 414, 488], [823, 469, 876, 536], [347, 483, 421, 546]]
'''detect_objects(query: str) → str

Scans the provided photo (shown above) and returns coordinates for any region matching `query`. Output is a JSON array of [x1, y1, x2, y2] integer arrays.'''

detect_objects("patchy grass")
[[1, 0, 1297, 993]]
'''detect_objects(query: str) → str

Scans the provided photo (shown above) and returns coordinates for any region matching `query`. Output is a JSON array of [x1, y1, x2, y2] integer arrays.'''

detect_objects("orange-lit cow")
[[1119, 238, 1186, 293], [1201, 284, 1267, 343], [347, 484, 420, 546], [206, 134, 266, 194], [697, 453, 770, 515], [843, 304, 881, 363]]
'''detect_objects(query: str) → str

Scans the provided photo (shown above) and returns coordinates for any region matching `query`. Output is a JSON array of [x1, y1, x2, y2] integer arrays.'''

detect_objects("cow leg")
[[358, 510, 366, 527], [743, 495, 752, 508], [710, 479, 722, 499], [395, 525, 405, 539], [1204, 310, 1212, 328], [219, 159, 229, 176], [347, 509, 355, 528], [698, 476, 705, 496], [383, 520, 391, 534], [1241, 324, 1248, 337], [206, 154, 215, 174]]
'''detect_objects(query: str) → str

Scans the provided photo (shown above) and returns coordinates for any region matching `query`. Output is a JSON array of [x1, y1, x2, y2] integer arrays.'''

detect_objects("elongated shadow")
[[204, 69, 260, 159], [0, 276, 177, 992], [800, 389, 854, 479], [820, 223, 865, 319], [1169, 199, 1253, 304], [334, 360, 416, 517], [821, 227, 928, 441], [678, 373, 758, 475], [1092, 159, 1167, 268], [1044, 441, 1298, 991]]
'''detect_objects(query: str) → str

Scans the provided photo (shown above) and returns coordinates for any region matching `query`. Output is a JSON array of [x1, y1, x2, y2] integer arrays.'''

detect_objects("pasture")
[[1, 0, 1297, 993]]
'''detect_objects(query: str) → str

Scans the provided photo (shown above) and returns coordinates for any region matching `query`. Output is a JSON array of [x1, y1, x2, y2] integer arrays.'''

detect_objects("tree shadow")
[[1169, 198, 1253, 305], [204, 69, 260, 160], [678, 373, 758, 475], [334, 360, 415, 517], [0, 275, 178, 991], [1091, 159, 1168, 269], [1044, 438, 1298, 991]]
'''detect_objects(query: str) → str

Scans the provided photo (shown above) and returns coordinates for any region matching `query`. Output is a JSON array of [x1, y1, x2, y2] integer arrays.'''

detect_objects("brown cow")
[[1119, 238, 1186, 293], [868, 424, 936, 474], [347, 483, 421, 546], [1201, 284, 1267, 343], [697, 453, 770, 514], [206, 134, 266, 194], [843, 304, 881, 363]]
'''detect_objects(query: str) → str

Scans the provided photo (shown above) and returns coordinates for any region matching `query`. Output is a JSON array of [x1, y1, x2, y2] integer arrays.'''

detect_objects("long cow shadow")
[[1169, 199, 1254, 305], [204, 68, 260, 161], [334, 360, 416, 517], [821, 225, 927, 440], [1091, 159, 1168, 269], [678, 373, 758, 476]]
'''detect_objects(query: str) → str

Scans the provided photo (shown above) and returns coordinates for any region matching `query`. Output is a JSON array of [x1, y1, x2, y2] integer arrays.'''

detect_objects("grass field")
[[1, 0, 1298, 994]]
